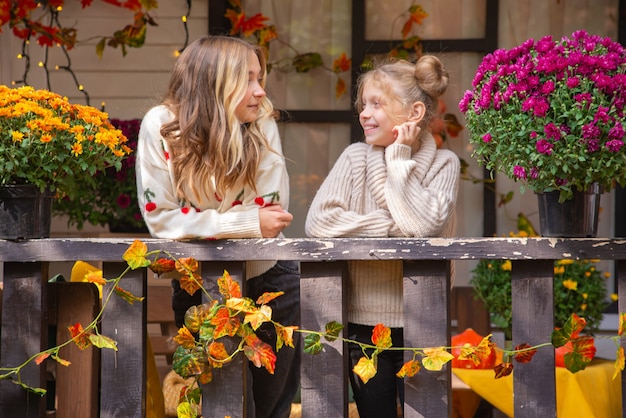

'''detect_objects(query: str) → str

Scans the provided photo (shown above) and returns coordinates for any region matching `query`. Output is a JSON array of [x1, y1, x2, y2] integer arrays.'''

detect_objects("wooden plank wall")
[[0, 1, 209, 120]]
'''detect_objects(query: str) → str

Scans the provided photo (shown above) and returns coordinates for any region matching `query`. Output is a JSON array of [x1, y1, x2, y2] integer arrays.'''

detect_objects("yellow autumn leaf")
[[245, 304, 272, 330], [614, 346, 625, 380], [276, 325, 298, 350], [122, 240, 151, 269], [353, 356, 377, 384], [422, 346, 454, 371]]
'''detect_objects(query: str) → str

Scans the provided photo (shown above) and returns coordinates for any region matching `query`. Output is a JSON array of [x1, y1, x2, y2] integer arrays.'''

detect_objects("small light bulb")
[[182, 16, 187, 23], [55, 65, 59, 70], [38, 61, 44, 67], [17, 54, 23, 59], [78, 85, 84, 91], [174, 50, 181, 57]]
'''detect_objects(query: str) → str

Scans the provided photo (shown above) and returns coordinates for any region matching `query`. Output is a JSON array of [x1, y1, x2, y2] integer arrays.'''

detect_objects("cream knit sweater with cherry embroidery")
[[136, 105, 289, 278], [305, 134, 460, 327]]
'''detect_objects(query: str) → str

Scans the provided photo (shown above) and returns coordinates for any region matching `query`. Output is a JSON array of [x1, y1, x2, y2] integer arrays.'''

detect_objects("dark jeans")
[[172, 260, 301, 418], [348, 323, 404, 418]]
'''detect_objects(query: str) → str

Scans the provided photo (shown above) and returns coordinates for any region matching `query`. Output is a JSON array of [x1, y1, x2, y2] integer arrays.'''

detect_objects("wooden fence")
[[0, 237, 624, 417]]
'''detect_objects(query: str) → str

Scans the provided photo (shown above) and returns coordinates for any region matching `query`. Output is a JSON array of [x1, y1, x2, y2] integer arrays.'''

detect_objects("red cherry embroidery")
[[145, 202, 157, 212], [232, 200, 242, 206], [254, 197, 265, 206], [181, 207, 190, 214]]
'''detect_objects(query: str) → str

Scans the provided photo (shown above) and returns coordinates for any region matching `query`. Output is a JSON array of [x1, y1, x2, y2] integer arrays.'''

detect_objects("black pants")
[[348, 323, 404, 418], [172, 260, 301, 418]]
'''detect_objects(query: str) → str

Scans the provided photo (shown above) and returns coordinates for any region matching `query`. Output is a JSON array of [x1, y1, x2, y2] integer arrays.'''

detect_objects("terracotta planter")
[[0, 184, 54, 239]]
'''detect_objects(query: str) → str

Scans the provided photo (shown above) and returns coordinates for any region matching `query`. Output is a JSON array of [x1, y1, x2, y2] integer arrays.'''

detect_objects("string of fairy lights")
[[10, 1, 193, 108]]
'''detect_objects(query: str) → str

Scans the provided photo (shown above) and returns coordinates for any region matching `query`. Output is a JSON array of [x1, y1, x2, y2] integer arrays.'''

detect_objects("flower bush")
[[0, 85, 130, 200], [471, 246, 611, 340], [53, 118, 146, 231], [459, 30, 626, 202]]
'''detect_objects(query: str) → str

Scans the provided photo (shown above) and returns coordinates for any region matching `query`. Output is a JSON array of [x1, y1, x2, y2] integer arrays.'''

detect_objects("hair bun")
[[414, 55, 449, 98]]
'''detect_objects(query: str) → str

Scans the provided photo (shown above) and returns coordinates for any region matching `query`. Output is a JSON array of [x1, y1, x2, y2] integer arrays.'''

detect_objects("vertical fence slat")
[[403, 260, 451, 418], [201, 261, 248, 418], [511, 259, 556, 417], [618, 259, 626, 418], [300, 261, 348, 418], [100, 262, 147, 418], [0, 262, 47, 418]]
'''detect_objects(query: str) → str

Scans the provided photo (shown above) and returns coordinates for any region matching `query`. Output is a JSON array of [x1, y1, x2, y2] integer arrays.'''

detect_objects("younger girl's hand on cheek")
[[393, 121, 421, 149]]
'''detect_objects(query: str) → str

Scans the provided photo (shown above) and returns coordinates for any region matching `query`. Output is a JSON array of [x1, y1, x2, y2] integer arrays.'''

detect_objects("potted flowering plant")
[[53, 118, 147, 232], [471, 257, 610, 341], [459, 30, 626, 204], [0, 85, 130, 238]]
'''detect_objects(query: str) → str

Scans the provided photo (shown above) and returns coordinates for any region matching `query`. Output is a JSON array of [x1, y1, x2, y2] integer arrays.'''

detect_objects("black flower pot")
[[536, 184, 603, 238], [0, 185, 54, 240]]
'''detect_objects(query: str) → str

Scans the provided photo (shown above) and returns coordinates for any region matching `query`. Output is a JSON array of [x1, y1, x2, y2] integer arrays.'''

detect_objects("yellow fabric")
[[70, 261, 165, 418], [146, 338, 166, 418], [452, 359, 622, 417], [70, 260, 103, 297]]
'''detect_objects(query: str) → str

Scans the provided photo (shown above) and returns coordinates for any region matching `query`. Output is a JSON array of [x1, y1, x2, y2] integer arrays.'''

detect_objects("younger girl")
[[136, 36, 300, 418], [305, 55, 460, 418]]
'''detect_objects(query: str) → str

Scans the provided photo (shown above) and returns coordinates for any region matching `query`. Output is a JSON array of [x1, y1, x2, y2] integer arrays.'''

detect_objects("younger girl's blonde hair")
[[356, 55, 449, 128], [160, 36, 276, 203]]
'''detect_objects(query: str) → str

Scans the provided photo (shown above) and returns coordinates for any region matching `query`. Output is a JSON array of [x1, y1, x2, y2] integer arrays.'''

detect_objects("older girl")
[[136, 36, 299, 418]]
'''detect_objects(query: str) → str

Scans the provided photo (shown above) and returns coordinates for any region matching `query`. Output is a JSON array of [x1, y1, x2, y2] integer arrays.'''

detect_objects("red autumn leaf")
[[243, 334, 277, 374], [179, 273, 203, 296], [552, 313, 588, 348], [225, 8, 245, 35], [562, 335, 596, 373], [68, 322, 92, 350], [371, 323, 392, 349], [207, 341, 230, 368], [240, 13, 270, 37], [149, 258, 176, 275], [217, 270, 241, 299], [256, 291, 283, 305], [332, 52, 351, 73], [401, 5, 428, 38], [335, 77, 347, 99], [175, 257, 199, 276], [513, 343, 537, 364], [85, 271, 106, 286], [619, 313, 626, 336], [210, 307, 241, 339], [494, 362, 514, 378], [35, 353, 50, 365], [396, 359, 421, 378], [198, 368, 213, 385]]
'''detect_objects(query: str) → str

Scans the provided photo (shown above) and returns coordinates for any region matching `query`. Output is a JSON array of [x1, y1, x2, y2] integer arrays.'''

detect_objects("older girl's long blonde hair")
[[160, 36, 275, 203]]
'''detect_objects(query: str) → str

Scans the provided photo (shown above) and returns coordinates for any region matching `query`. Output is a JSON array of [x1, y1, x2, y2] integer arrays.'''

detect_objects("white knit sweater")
[[136, 105, 290, 278], [305, 134, 460, 327]]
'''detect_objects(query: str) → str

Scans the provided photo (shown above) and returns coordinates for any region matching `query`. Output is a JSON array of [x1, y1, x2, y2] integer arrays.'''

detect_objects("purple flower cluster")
[[459, 30, 626, 195]]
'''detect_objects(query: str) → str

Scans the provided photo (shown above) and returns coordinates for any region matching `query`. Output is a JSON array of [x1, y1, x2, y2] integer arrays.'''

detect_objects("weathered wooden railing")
[[0, 237, 625, 417]]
